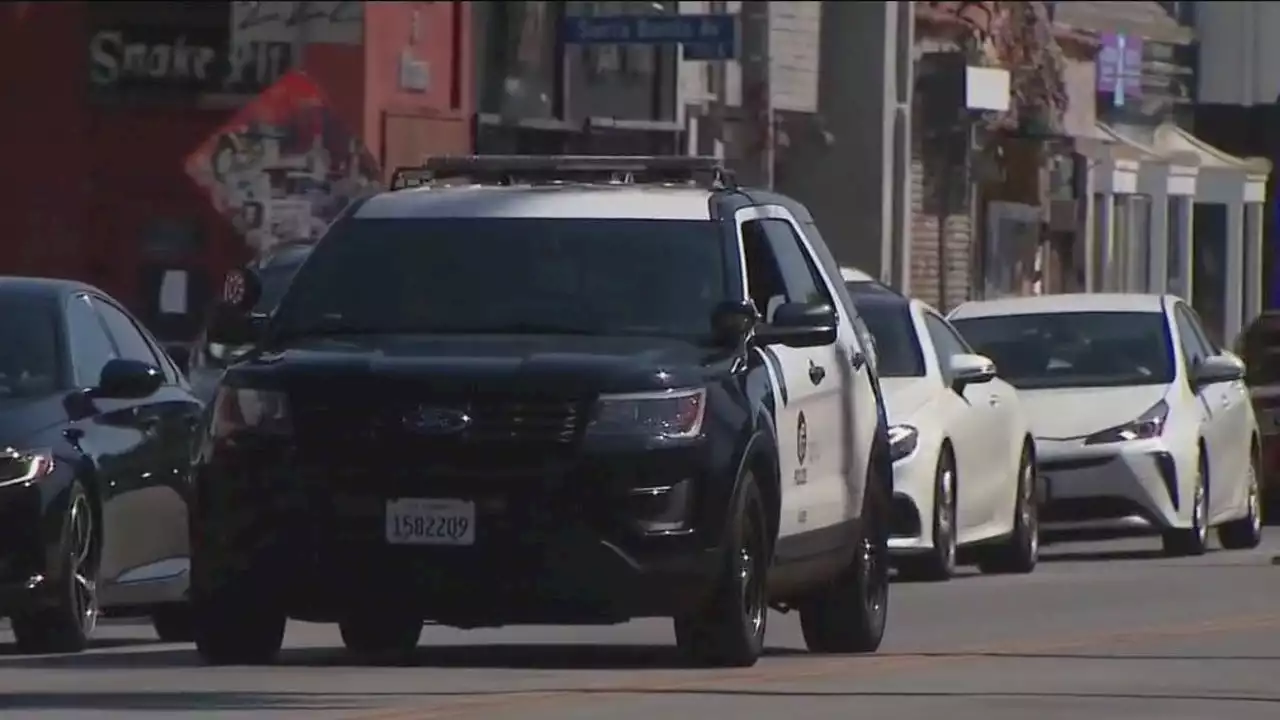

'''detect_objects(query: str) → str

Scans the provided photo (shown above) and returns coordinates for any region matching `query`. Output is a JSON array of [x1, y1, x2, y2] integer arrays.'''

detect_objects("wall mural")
[[184, 70, 381, 254]]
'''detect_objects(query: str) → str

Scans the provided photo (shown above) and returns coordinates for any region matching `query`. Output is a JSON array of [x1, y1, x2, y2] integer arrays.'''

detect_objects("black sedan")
[[0, 277, 203, 653]]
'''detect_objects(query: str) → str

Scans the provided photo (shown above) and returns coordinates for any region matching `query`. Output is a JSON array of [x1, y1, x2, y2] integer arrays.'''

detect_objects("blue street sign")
[[561, 14, 737, 60]]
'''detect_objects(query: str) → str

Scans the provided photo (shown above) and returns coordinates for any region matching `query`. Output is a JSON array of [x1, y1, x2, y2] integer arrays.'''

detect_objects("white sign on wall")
[[230, 1, 363, 46]]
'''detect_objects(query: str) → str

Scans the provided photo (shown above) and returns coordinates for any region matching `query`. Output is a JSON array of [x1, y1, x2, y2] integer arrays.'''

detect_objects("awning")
[[1152, 123, 1271, 204], [1101, 123, 1199, 197]]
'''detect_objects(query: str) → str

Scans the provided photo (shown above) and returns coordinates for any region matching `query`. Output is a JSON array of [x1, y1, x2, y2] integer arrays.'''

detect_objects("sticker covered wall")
[[184, 71, 381, 253]]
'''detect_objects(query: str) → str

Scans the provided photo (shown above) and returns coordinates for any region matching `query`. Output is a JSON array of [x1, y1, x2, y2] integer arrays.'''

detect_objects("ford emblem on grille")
[[404, 407, 472, 436]]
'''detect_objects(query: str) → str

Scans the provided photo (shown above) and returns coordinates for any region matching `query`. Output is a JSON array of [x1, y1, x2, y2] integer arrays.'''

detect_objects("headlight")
[[210, 387, 292, 439], [587, 388, 707, 439], [888, 424, 919, 463], [0, 447, 55, 488], [1085, 399, 1169, 445]]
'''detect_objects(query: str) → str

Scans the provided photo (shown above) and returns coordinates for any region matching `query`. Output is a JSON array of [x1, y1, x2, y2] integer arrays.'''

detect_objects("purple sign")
[[1096, 32, 1143, 107]]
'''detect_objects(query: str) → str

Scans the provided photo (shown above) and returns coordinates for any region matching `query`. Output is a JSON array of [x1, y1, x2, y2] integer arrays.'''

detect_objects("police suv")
[[194, 156, 893, 668]]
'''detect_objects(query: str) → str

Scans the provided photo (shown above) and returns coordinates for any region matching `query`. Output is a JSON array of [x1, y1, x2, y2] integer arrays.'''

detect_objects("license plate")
[[385, 498, 476, 546]]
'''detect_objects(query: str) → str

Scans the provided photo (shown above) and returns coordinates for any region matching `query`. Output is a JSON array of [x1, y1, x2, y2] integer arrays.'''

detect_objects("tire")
[[192, 578, 287, 665], [673, 471, 769, 668], [1218, 449, 1264, 550], [798, 458, 889, 654], [151, 603, 196, 643], [896, 449, 957, 582], [11, 481, 99, 654], [976, 443, 1040, 575], [339, 611, 423, 663], [1162, 449, 1209, 557]]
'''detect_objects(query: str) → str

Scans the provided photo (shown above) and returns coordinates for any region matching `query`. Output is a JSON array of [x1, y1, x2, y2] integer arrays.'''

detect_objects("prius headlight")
[[888, 424, 919, 463], [1084, 400, 1169, 445]]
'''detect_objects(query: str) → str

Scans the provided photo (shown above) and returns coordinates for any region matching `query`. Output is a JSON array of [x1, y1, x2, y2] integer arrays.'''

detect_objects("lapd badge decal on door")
[[794, 411, 808, 486]]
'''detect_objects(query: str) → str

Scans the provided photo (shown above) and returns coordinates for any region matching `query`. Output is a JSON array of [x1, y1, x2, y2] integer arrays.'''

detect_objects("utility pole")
[[739, 0, 772, 188]]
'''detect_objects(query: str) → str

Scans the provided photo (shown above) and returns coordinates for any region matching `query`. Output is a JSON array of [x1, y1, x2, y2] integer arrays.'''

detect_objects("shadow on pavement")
[[0, 643, 806, 671], [0, 691, 369, 712], [548, 689, 1280, 703], [0, 637, 156, 657], [1038, 548, 1168, 563]]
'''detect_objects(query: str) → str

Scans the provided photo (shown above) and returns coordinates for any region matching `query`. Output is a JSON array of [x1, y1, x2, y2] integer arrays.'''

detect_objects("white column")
[[1148, 192, 1170, 294], [1173, 198, 1194, 301], [1245, 202, 1266, 326], [1225, 201, 1246, 342]]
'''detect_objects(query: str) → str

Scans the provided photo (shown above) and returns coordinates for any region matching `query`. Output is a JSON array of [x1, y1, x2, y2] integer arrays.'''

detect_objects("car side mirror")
[[949, 353, 997, 393], [1192, 354, 1244, 387], [755, 302, 838, 349], [90, 358, 164, 399]]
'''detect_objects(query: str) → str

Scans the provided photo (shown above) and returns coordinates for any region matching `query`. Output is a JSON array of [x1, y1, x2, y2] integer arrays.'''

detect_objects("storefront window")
[[1128, 194, 1153, 291], [1193, 202, 1228, 346], [477, 1, 558, 118], [1167, 195, 1185, 297]]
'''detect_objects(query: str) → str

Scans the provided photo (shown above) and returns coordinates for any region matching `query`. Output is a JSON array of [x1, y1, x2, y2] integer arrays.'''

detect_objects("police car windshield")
[[951, 311, 1175, 389], [270, 218, 728, 341], [254, 259, 308, 314], [851, 299, 925, 378], [0, 296, 63, 400]]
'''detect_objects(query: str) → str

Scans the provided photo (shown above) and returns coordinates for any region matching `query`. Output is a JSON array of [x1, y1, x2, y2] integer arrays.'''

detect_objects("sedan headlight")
[[888, 424, 919, 463], [1084, 400, 1169, 445], [0, 447, 55, 488], [211, 387, 292, 439], [587, 388, 707, 439]]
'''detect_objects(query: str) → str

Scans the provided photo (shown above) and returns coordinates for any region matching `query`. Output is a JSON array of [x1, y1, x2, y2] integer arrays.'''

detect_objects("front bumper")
[[191, 437, 731, 626], [887, 449, 939, 554], [1036, 437, 1193, 530], [0, 476, 71, 616]]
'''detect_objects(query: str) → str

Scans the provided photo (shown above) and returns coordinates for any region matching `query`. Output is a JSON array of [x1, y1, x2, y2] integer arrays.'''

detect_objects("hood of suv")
[[230, 334, 726, 395]]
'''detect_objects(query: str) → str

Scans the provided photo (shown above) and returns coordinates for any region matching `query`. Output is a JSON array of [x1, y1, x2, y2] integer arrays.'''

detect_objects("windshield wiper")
[[430, 322, 606, 336]]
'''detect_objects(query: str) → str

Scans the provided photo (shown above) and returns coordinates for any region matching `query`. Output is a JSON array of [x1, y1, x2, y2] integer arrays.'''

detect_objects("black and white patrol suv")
[[193, 156, 893, 668]]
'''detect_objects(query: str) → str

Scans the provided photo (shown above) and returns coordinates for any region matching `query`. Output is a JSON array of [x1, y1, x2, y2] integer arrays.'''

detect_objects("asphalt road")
[[3, 532, 1280, 720]]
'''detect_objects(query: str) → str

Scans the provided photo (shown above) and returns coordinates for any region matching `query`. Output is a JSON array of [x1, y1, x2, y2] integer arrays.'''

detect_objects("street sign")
[[561, 14, 737, 60]]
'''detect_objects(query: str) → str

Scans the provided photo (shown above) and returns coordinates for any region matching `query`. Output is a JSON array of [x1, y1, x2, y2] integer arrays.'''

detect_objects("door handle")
[[808, 361, 827, 386], [850, 351, 866, 371], [1221, 395, 1231, 408], [138, 416, 161, 434], [989, 395, 1002, 407]]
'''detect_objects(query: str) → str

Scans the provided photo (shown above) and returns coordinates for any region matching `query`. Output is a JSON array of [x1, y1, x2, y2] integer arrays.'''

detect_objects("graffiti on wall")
[[184, 71, 381, 253]]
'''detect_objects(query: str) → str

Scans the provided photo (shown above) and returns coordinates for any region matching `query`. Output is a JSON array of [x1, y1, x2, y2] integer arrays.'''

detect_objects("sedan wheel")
[[896, 451, 957, 582], [11, 484, 99, 654], [977, 444, 1039, 574], [1163, 452, 1210, 557]]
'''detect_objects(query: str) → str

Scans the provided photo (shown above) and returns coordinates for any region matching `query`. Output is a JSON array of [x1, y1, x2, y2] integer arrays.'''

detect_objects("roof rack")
[[389, 155, 736, 191]]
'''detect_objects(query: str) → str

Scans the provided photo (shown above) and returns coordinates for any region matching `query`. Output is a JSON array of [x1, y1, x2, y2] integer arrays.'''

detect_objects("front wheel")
[[673, 472, 769, 668], [798, 465, 889, 654], [976, 444, 1039, 574], [896, 450, 957, 582], [11, 482, 99, 654], [1163, 450, 1209, 557], [1219, 450, 1263, 550]]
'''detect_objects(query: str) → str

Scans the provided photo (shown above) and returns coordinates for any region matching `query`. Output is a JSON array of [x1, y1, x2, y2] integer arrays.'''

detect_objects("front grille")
[[292, 389, 586, 458]]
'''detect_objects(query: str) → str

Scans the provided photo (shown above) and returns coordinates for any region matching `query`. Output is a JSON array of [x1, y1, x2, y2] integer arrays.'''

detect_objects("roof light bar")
[[390, 155, 735, 190]]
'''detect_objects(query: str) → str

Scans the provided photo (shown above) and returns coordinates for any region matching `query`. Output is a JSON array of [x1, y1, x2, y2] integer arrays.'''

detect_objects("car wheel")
[[1218, 449, 1264, 550], [673, 471, 769, 668], [339, 611, 424, 663], [11, 482, 99, 654], [798, 458, 889, 654], [151, 603, 196, 643], [976, 443, 1039, 574], [896, 449, 957, 582], [1162, 450, 1210, 557], [192, 577, 287, 665]]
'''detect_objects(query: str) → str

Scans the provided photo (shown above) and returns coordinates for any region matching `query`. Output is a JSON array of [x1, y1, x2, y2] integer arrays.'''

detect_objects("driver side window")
[[65, 295, 118, 388], [1173, 305, 1210, 376], [923, 313, 970, 379], [741, 216, 834, 322]]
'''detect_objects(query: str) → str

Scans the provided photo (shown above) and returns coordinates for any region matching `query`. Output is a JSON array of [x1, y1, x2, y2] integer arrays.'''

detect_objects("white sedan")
[[949, 293, 1263, 556], [847, 287, 1040, 580]]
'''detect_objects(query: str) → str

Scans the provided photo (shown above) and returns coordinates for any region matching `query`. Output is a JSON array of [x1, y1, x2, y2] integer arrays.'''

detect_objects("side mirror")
[[711, 300, 759, 346], [1193, 354, 1244, 387], [91, 358, 164, 399], [755, 302, 838, 349], [949, 353, 997, 393]]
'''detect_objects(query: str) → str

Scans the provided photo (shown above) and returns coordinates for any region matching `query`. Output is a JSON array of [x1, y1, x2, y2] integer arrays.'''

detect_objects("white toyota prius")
[[847, 286, 1039, 580], [949, 293, 1264, 556]]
